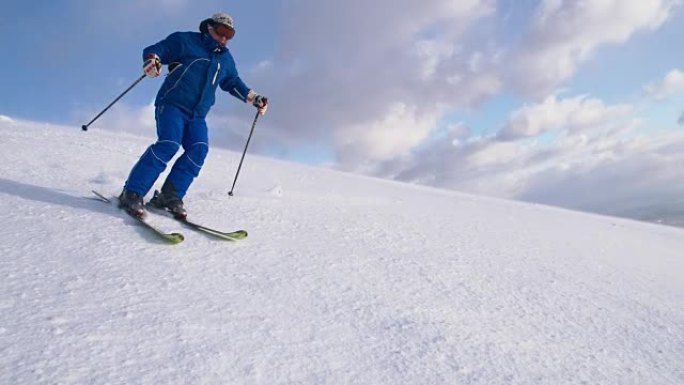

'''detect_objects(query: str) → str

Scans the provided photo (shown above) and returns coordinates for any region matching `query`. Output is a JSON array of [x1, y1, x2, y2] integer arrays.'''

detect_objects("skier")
[[119, 12, 268, 218]]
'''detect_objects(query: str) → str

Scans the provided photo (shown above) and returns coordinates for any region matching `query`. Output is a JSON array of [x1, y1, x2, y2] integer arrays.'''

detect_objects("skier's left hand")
[[247, 90, 268, 115]]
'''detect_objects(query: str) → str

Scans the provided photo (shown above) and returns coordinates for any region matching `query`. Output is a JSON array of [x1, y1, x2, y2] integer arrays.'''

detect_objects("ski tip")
[[166, 233, 185, 244], [224, 230, 248, 240]]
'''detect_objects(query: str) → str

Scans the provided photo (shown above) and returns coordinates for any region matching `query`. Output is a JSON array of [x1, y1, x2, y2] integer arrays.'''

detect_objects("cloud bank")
[[78, 0, 684, 219]]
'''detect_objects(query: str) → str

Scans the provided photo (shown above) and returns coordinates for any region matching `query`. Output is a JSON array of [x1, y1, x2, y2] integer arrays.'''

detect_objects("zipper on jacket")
[[160, 58, 209, 101], [212, 62, 221, 85], [193, 58, 220, 114]]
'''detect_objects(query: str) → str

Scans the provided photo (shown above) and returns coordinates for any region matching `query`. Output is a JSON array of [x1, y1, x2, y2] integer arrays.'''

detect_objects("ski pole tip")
[[81, 125, 88, 131]]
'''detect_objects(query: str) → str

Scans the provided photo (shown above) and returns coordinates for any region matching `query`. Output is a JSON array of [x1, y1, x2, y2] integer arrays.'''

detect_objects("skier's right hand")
[[247, 90, 269, 116], [143, 54, 162, 78]]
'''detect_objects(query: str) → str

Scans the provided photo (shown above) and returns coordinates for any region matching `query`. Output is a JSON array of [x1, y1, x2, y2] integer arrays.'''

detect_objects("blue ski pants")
[[124, 104, 209, 199]]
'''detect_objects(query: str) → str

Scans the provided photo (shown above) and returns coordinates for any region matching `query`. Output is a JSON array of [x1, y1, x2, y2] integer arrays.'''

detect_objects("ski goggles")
[[213, 24, 235, 40]]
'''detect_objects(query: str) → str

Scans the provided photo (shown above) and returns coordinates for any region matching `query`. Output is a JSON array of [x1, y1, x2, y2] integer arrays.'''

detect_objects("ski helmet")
[[211, 12, 234, 31]]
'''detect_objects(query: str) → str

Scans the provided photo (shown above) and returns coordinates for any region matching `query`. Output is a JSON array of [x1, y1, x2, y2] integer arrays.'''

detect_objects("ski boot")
[[149, 190, 187, 219], [118, 190, 145, 217]]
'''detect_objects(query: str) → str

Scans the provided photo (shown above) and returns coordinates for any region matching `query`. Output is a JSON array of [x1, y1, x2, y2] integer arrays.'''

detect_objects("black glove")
[[252, 94, 268, 115]]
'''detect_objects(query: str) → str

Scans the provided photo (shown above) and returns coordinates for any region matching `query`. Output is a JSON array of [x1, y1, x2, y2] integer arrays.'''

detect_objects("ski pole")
[[228, 111, 260, 196], [81, 74, 146, 131]]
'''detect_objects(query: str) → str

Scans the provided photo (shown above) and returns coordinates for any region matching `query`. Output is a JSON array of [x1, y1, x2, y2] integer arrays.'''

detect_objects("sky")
[[1, 119, 683, 384], [2, 0, 684, 220]]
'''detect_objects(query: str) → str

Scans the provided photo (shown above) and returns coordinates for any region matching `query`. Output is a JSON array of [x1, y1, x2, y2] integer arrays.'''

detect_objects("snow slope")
[[1, 118, 682, 384]]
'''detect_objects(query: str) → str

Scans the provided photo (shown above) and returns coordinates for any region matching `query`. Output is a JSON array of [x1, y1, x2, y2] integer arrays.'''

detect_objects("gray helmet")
[[199, 12, 235, 34], [211, 12, 234, 31]]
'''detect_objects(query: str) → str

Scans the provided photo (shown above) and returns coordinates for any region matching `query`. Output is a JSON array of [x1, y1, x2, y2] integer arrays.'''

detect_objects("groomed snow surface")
[[1, 119, 682, 384]]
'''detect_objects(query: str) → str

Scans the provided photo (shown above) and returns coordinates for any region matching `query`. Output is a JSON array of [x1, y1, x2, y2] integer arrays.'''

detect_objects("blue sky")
[[2, 0, 684, 218]]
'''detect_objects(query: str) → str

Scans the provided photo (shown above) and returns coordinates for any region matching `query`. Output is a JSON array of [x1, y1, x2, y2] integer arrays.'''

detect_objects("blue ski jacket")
[[143, 31, 251, 118]]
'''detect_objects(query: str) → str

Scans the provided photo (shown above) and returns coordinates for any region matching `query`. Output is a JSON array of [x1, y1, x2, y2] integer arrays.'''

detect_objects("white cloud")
[[0, 115, 15, 124], [90, 102, 156, 136], [506, 0, 678, 97], [414, 40, 456, 80], [397, 119, 684, 215], [335, 102, 441, 168], [249, 60, 273, 75], [644, 69, 684, 99], [377, 92, 684, 215], [498, 94, 633, 140], [257, 0, 498, 165], [252, 0, 679, 169], [516, 131, 684, 214]]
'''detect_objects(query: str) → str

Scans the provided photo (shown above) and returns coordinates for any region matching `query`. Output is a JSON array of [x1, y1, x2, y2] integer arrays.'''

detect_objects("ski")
[[91, 190, 185, 244], [179, 219, 248, 241], [146, 204, 248, 241]]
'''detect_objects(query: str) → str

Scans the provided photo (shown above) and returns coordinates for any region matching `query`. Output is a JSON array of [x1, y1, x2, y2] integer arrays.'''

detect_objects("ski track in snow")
[[0, 121, 683, 384]]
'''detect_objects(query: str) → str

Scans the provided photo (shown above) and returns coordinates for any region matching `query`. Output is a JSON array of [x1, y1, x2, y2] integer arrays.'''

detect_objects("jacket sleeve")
[[142, 32, 184, 64], [221, 75, 251, 102], [218, 53, 251, 102]]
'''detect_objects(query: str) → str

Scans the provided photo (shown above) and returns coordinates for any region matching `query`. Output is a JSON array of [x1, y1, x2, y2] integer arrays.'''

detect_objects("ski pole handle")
[[81, 74, 147, 131]]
